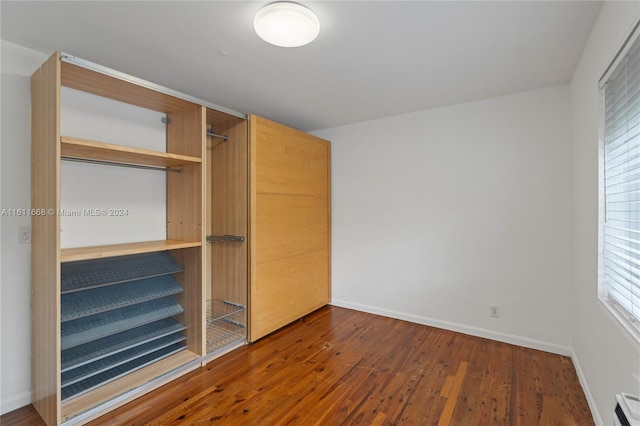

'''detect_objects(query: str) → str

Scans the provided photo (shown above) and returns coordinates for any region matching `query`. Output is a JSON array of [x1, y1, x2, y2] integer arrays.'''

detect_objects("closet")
[[248, 115, 331, 341], [30, 51, 330, 425]]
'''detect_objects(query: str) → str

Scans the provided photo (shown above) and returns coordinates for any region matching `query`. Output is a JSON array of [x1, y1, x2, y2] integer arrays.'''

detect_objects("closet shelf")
[[61, 318, 186, 372], [61, 350, 200, 419], [61, 239, 201, 262], [61, 333, 186, 388], [206, 299, 246, 353], [61, 276, 183, 322], [206, 299, 245, 324], [61, 343, 186, 401], [61, 296, 184, 350], [206, 320, 245, 353], [61, 251, 183, 293], [61, 136, 201, 168]]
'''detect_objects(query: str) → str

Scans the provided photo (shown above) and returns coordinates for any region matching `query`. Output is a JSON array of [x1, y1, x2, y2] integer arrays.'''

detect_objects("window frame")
[[598, 18, 640, 351]]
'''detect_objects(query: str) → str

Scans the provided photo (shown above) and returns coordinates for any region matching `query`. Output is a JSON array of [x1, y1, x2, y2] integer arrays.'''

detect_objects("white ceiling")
[[1, 1, 602, 132]]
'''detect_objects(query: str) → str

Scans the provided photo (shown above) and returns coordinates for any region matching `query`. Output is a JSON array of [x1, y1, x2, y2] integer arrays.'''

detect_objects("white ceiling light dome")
[[254, 2, 320, 48]]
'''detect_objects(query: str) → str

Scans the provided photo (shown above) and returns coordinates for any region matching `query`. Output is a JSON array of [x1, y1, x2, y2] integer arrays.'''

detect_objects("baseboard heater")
[[615, 393, 640, 426]]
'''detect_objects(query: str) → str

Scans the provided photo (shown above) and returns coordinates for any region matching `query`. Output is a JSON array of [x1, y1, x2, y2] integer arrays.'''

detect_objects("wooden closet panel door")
[[249, 115, 331, 342], [251, 250, 330, 340], [256, 193, 328, 264], [254, 115, 328, 197]]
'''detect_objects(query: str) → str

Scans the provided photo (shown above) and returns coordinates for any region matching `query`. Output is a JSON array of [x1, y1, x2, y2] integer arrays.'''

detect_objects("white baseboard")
[[570, 349, 604, 426], [330, 299, 573, 356], [1, 390, 31, 416]]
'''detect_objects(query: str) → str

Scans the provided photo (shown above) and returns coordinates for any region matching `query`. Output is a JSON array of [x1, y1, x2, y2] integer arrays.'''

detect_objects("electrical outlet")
[[18, 226, 31, 244], [489, 305, 500, 318]]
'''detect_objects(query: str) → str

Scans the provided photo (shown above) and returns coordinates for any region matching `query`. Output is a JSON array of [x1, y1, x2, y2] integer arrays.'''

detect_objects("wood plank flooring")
[[1, 305, 593, 425]]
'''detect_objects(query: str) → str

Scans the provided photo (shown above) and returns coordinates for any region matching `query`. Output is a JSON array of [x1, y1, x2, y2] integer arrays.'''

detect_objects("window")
[[601, 21, 640, 339]]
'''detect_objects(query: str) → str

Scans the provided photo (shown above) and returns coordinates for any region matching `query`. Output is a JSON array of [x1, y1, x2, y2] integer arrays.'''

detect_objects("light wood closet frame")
[[30, 52, 241, 425], [31, 51, 330, 425]]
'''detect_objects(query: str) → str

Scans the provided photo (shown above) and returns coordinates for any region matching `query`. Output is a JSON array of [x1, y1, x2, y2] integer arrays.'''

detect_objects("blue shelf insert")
[[61, 275, 183, 322], [62, 332, 186, 387], [61, 318, 186, 372], [59, 250, 189, 402], [61, 251, 183, 293], [61, 296, 184, 350], [61, 343, 186, 401]]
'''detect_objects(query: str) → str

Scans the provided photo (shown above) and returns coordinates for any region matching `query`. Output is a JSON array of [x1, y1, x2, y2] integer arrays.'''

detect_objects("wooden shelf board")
[[61, 137, 202, 168], [61, 61, 196, 114], [61, 350, 199, 422], [61, 240, 202, 262]]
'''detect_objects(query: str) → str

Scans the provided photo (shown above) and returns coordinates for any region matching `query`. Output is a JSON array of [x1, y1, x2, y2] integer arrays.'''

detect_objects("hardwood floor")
[[2, 306, 593, 425]]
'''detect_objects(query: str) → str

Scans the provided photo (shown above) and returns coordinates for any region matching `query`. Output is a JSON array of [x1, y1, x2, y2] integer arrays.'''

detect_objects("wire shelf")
[[61, 318, 186, 372], [205, 299, 245, 353], [61, 296, 184, 350], [61, 276, 183, 322], [206, 299, 245, 324], [207, 319, 245, 353], [61, 251, 183, 293], [61, 343, 186, 401]]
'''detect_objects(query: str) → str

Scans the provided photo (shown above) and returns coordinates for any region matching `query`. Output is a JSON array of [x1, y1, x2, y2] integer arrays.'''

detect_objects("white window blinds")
[[603, 25, 640, 324]]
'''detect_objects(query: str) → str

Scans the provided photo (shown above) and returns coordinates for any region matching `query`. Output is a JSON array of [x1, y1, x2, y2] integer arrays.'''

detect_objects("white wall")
[[60, 87, 167, 248], [0, 40, 47, 414], [314, 85, 573, 354], [570, 2, 640, 425]]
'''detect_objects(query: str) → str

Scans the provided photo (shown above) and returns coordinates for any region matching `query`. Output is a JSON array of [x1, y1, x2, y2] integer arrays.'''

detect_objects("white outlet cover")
[[18, 226, 31, 244]]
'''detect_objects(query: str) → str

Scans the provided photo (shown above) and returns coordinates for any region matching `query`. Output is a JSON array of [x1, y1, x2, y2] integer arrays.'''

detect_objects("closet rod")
[[206, 131, 229, 142], [61, 157, 182, 173], [206, 234, 245, 243]]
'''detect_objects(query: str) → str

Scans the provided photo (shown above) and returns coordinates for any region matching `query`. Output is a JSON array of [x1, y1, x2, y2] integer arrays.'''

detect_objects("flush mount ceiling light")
[[254, 2, 320, 47]]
